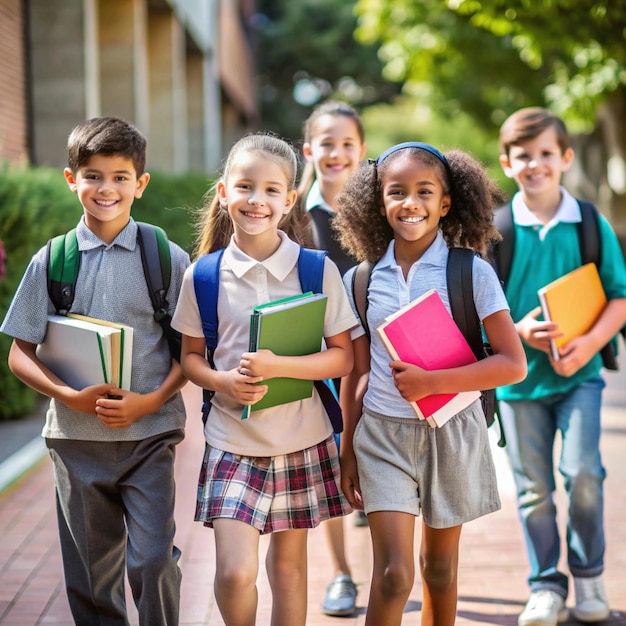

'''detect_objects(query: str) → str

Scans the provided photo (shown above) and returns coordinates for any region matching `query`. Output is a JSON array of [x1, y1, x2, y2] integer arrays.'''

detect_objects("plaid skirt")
[[195, 435, 352, 534]]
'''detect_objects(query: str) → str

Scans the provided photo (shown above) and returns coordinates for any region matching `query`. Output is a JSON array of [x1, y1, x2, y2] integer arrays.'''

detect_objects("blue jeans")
[[499, 378, 606, 599]]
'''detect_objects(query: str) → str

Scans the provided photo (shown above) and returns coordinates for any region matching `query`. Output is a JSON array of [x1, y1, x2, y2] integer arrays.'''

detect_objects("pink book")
[[376, 289, 481, 428]]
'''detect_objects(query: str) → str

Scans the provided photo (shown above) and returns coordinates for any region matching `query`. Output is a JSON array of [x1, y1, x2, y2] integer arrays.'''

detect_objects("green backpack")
[[46, 222, 181, 361]]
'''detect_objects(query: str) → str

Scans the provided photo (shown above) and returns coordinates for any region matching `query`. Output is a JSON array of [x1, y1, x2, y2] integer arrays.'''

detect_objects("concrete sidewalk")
[[1, 382, 625, 625]]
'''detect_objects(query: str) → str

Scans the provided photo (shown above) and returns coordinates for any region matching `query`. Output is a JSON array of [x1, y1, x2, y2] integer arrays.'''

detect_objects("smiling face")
[[64, 153, 149, 240], [500, 126, 574, 204], [303, 113, 366, 200], [218, 151, 297, 251], [380, 153, 450, 256]]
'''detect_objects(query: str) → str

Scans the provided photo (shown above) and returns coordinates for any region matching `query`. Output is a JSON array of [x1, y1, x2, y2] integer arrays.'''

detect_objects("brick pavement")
[[1, 381, 625, 625]]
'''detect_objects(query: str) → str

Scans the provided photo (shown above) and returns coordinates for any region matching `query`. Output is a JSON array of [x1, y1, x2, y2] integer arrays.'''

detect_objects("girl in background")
[[172, 133, 357, 626], [298, 100, 367, 274], [335, 142, 527, 625], [298, 100, 367, 616]]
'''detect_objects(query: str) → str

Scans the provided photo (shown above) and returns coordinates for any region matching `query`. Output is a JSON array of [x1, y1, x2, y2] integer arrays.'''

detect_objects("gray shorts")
[[354, 402, 501, 528]]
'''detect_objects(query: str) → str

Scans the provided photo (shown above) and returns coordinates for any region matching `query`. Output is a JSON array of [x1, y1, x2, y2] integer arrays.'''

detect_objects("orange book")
[[538, 263, 607, 360], [376, 289, 481, 428]]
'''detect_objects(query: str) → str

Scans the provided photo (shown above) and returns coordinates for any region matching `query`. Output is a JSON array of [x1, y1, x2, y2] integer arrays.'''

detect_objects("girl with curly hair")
[[335, 142, 527, 626]]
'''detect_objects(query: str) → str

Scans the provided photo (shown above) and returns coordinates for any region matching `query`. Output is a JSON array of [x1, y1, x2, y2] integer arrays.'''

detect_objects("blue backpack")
[[192, 247, 343, 431]]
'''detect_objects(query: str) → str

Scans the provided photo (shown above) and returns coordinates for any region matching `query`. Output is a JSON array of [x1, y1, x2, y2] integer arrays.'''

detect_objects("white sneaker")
[[518, 590, 569, 626], [322, 574, 357, 616], [572, 575, 610, 622]]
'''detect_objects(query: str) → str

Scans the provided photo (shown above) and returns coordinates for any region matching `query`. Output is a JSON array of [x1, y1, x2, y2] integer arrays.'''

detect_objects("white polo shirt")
[[172, 231, 358, 456], [343, 233, 508, 419]]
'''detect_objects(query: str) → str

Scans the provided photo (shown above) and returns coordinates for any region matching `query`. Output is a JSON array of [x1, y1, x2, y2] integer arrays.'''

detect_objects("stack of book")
[[36, 314, 133, 390]]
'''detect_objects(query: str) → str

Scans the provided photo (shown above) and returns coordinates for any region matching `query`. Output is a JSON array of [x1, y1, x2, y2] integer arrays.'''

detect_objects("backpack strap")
[[296, 247, 328, 293], [447, 247, 506, 446], [136, 222, 172, 319], [193, 248, 226, 423], [295, 247, 344, 433], [46, 228, 80, 314], [575, 201, 620, 368], [446, 248, 483, 360], [193, 248, 226, 361], [491, 202, 514, 287], [136, 222, 180, 362], [351, 260, 374, 340], [577, 200, 601, 267]]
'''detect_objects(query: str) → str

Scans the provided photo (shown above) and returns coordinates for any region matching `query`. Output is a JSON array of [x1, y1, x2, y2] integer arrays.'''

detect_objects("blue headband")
[[375, 141, 447, 166]]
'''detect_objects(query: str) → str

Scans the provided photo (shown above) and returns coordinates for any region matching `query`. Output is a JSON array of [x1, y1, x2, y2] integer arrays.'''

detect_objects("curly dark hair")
[[333, 146, 504, 262]]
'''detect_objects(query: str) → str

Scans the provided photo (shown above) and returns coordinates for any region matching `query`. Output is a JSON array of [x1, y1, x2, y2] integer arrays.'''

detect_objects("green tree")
[[254, 0, 400, 141], [355, 0, 626, 229]]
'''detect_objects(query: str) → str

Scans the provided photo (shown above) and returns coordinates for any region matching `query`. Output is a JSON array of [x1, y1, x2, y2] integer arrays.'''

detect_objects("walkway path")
[[1, 382, 625, 625]]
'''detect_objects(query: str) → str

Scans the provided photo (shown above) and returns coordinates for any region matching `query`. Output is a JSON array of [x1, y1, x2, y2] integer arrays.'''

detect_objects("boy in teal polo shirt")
[[496, 107, 626, 626]]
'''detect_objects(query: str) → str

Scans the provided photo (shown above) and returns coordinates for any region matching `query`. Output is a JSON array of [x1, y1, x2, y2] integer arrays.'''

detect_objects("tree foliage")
[[354, 0, 626, 132], [253, 0, 400, 141]]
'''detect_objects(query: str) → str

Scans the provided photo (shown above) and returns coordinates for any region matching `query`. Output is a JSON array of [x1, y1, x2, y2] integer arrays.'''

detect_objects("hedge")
[[0, 165, 210, 420]]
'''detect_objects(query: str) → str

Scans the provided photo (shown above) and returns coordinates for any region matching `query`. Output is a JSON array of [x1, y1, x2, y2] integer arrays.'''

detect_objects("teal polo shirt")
[[498, 189, 626, 401]]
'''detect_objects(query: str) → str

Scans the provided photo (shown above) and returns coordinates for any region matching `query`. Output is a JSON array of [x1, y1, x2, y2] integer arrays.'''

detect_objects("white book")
[[36, 314, 133, 390], [66, 314, 134, 389]]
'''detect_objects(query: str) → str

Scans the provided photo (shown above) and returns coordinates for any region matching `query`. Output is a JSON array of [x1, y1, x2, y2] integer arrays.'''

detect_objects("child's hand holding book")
[[389, 361, 433, 403]]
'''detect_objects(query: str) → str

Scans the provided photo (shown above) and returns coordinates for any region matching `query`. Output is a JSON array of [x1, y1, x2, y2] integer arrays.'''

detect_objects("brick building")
[[0, 0, 257, 173]]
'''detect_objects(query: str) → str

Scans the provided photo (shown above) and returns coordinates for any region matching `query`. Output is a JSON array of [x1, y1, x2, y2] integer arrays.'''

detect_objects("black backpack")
[[491, 200, 622, 371], [351, 248, 505, 447], [46, 222, 182, 362]]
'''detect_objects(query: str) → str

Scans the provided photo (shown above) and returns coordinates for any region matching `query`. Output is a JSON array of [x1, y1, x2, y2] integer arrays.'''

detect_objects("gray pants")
[[47, 430, 184, 626]]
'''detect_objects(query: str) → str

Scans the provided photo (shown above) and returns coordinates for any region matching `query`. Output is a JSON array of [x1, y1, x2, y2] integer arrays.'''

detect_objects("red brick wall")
[[0, 0, 28, 165]]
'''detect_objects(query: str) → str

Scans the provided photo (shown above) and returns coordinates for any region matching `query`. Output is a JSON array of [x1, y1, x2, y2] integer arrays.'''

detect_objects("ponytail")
[[193, 184, 233, 259]]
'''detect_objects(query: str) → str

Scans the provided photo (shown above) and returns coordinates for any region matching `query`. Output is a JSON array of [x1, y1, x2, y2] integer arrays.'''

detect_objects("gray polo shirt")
[[343, 232, 508, 419], [1, 217, 190, 441]]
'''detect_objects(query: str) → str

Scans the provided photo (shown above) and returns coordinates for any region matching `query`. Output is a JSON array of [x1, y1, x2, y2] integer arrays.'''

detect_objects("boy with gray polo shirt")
[[1, 116, 190, 625]]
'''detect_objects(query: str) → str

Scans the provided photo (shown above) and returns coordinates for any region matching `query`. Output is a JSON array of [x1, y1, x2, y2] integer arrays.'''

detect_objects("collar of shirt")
[[305, 180, 335, 216], [223, 230, 300, 282], [376, 231, 448, 272], [512, 187, 580, 228], [76, 216, 138, 252]]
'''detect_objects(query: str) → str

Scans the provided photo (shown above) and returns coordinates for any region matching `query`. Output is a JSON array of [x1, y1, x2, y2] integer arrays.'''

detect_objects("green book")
[[242, 291, 328, 419]]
